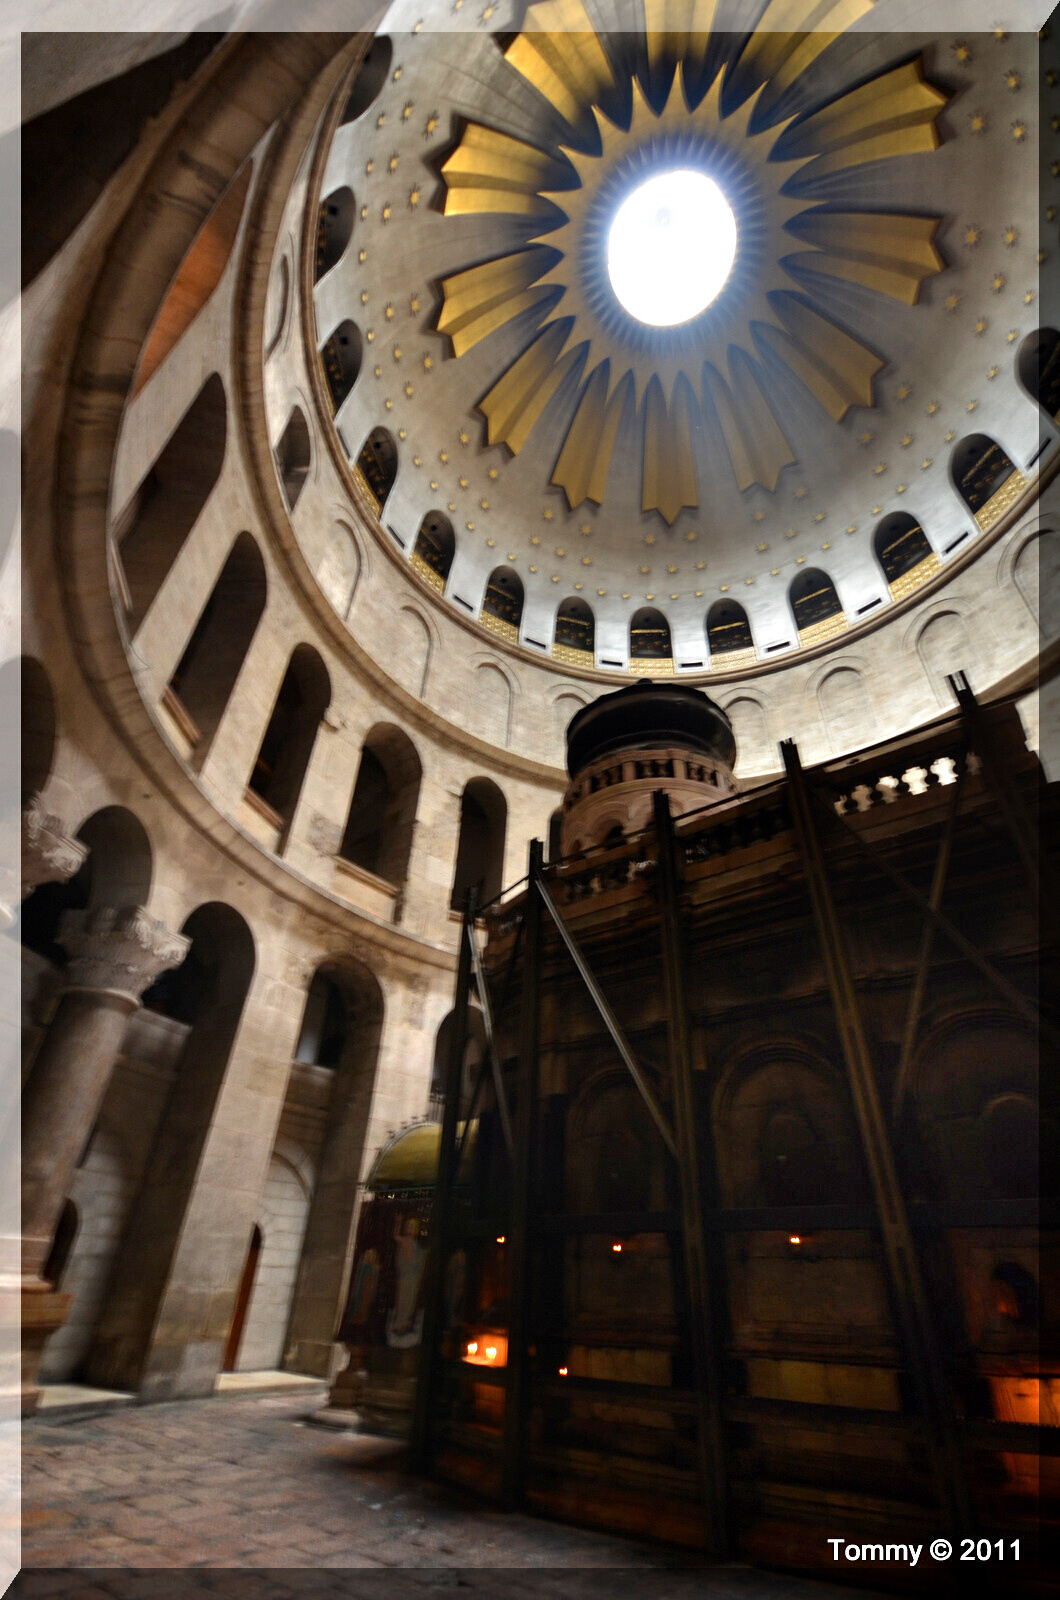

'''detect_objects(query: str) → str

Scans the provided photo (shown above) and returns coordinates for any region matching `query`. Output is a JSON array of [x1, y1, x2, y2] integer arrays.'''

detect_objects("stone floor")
[[17, 1390, 891, 1599]]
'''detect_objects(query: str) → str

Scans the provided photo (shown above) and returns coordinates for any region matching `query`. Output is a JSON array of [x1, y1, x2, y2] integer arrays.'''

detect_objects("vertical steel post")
[[781, 740, 973, 1536], [411, 887, 475, 1473], [653, 790, 730, 1558], [502, 839, 543, 1509]]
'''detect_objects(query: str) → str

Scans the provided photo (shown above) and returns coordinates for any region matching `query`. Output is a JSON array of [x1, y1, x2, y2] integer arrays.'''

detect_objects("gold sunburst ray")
[[436, 0, 947, 517]]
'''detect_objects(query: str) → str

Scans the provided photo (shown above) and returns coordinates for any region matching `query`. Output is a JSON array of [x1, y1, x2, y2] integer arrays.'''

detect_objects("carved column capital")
[[58, 905, 190, 1004], [20, 794, 88, 898]]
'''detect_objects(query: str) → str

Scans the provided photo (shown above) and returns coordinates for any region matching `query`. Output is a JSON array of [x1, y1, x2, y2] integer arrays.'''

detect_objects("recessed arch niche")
[[339, 36, 392, 124], [789, 567, 845, 646], [873, 512, 937, 599], [707, 599, 754, 665], [481, 566, 524, 643], [314, 186, 355, 282], [950, 432, 1020, 526], [553, 596, 595, 665], [629, 606, 672, 672], [412, 511, 454, 593], [355, 426, 397, 515], [320, 320, 362, 413]]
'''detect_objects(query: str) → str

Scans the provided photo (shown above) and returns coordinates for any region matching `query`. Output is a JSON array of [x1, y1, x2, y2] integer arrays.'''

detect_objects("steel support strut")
[[502, 839, 543, 1508], [781, 741, 974, 1539], [411, 887, 475, 1473], [653, 791, 730, 1558]]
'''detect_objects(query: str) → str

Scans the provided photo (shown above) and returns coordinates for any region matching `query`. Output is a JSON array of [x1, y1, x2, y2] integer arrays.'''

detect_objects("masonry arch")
[[339, 724, 422, 890], [451, 778, 507, 910], [166, 532, 267, 769], [246, 645, 331, 831], [115, 372, 227, 630], [284, 957, 386, 1375], [20, 804, 154, 966]]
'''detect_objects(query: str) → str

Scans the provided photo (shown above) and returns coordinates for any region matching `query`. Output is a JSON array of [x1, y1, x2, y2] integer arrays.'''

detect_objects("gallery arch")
[[451, 778, 507, 910]]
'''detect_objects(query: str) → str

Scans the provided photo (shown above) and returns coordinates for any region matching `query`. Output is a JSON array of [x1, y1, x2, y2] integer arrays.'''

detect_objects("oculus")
[[606, 169, 737, 327], [437, 0, 947, 523]]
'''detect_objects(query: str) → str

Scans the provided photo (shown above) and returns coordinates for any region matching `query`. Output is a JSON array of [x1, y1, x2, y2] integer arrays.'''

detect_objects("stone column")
[[0, 797, 86, 1419], [20, 904, 188, 1408]]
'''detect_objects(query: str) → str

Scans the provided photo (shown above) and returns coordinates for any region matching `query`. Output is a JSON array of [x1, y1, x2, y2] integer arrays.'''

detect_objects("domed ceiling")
[[307, 2, 1049, 671]]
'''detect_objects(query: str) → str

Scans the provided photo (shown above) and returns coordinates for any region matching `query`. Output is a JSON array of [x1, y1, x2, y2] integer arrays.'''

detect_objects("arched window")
[[1017, 327, 1060, 419], [314, 186, 354, 282], [294, 970, 349, 1068], [339, 36, 392, 124], [628, 606, 673, 674], [411, 512, 454, 593], [553, 597, 595, 666], [339, 724, 422, 889], [481, 566, 523, 643], [873, 512, 938, 599], [165, 533, 267, 768], [115, 373, 226, 630], [951, 432, 1022, 529], [246, 645, 331, 830], [320, 320, 362, 413], [789, 567, 845, 645], [275, 407, 311, 513], [451, 778, 507, 910], [355, 426, 397, 515], [706, 599, 755, 666]]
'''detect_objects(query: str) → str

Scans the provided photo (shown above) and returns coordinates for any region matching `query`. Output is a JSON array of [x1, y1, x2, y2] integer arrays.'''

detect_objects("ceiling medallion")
[[436, 0, 947, 524]]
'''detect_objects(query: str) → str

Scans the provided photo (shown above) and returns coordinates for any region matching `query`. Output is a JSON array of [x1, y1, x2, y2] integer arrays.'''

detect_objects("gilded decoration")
[[552, 642, 595, 668], [412, 551, 446, 592], [628, 655, 675, 675], [353, 462, 383, 517], [797, 611, 848, 648], [888, 551, 941, 601], [438, 0, 947, 522], [708, 644, 758, 671], [974, 466, 1029, 531]]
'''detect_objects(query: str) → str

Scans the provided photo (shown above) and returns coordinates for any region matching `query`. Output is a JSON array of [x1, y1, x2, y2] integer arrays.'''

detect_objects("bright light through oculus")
[[606, 169, 737, 328]]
